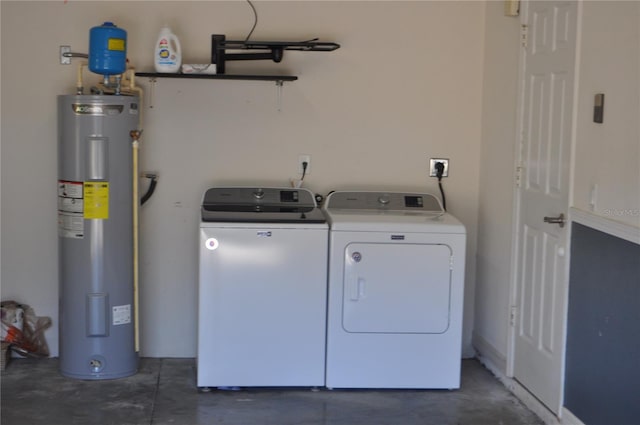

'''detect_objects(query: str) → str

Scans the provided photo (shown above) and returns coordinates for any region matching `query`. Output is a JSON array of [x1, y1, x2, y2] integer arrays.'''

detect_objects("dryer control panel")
[[325, 191, 443, 213]]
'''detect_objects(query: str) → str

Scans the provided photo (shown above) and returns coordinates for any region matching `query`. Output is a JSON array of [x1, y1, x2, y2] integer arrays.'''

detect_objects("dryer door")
[[342, 243, 452, 334]]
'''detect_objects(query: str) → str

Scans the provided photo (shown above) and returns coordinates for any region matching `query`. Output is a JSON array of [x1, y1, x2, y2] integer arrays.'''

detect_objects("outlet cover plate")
[[429, 158, 449, 177], [60, 45, 71, 65], [298, 154, 311, 175]]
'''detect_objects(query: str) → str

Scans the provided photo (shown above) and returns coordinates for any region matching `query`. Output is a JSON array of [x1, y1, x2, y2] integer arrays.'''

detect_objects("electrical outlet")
[[298, 155, 311, 176], [429, 158, 449, 177]]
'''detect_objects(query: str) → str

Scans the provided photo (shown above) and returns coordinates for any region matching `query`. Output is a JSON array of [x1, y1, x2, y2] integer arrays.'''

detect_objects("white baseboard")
[[475, 350, 561, 425], [560, 408, 586, 425], [472, 332, 507, 373]]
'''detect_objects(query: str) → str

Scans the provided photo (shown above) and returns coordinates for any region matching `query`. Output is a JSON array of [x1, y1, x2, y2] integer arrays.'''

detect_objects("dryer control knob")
[[253, 189, 265, 199], [378, 195, 390, 205]]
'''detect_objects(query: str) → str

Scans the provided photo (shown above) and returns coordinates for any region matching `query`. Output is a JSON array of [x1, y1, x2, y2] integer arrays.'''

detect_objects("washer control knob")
[[253, 189, 265, 199], [378, 195, 390, 205], [352, 252, 362, 262]]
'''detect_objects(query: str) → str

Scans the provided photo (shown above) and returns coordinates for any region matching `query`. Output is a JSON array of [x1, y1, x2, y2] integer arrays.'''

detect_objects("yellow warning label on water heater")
[[83, 182, 109, 219], [108, 38, 125, 51]]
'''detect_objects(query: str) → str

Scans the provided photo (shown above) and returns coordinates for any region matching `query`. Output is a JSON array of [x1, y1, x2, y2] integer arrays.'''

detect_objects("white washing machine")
[[197, 187, 328, 389], [324, 191, 466, 389]]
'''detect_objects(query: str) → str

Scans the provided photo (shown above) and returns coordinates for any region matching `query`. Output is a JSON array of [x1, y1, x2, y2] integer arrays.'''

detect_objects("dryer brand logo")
[[257, 231, 272, 238], [72, 104, 124, 116]]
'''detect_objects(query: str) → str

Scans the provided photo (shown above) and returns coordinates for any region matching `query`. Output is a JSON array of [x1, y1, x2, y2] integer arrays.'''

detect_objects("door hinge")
[[510, 306, 518, 327], [521, 24, 528, 48], [515, 165, 523, 188]]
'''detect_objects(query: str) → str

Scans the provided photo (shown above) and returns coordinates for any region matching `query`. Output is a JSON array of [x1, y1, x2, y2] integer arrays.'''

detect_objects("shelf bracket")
[[276, 80, 284, 112], [147, 77, 157, 108]]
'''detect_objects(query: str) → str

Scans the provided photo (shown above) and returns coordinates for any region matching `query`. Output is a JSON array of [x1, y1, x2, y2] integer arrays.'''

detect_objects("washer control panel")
[[201, 187, 326, 223], [204, 187, 313, 208]]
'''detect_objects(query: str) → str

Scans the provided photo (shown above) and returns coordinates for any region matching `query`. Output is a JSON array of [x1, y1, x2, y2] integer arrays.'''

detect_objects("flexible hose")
[[141, 177, 157, 206]]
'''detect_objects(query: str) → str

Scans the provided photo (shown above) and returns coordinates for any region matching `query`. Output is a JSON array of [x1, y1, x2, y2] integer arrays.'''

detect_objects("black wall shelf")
[[135, 72, 297, 82]]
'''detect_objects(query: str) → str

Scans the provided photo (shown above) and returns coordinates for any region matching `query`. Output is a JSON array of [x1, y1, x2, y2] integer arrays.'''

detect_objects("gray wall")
[[565, 223, 640, 424]]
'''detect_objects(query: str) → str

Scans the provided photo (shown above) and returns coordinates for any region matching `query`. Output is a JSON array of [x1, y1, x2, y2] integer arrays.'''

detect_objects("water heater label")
[[58, 180, 84, 238], [58, 180, 83, 198], [72, 104, 124, 116], [112, 304, 131, 326], [58, 212, 84, 239], [83, 182, 109, 219], [58, 197, 83, 213]]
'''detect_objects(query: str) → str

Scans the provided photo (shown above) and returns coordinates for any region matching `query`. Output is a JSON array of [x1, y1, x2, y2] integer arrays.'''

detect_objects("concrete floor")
[[1, 358, 542, 425]]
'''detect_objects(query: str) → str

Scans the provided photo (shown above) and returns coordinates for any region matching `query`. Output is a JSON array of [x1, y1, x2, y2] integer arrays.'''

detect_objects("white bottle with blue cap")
[[154, 26, 182, 73]]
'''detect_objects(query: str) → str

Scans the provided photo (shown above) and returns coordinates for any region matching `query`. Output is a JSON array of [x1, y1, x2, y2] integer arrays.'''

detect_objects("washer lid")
[[201, 187, 326, 223]]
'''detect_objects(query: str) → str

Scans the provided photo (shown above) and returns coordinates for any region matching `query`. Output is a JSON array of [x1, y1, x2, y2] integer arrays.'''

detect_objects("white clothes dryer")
[[323, 191, 466, 389]]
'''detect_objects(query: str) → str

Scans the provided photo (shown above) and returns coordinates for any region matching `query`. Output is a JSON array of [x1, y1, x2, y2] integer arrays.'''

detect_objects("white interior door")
[[512, 0, 578, 414]]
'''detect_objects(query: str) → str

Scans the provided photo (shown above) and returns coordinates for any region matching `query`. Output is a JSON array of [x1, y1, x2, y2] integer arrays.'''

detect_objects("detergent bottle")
[[154, 26, 182, 73]]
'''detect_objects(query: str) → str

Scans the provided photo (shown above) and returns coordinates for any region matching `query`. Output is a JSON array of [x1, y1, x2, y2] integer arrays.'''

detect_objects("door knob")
[[543, 213, 566, 228]]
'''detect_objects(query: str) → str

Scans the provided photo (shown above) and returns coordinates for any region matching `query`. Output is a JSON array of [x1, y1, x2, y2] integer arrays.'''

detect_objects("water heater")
[[58, 94, 139, 379]]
